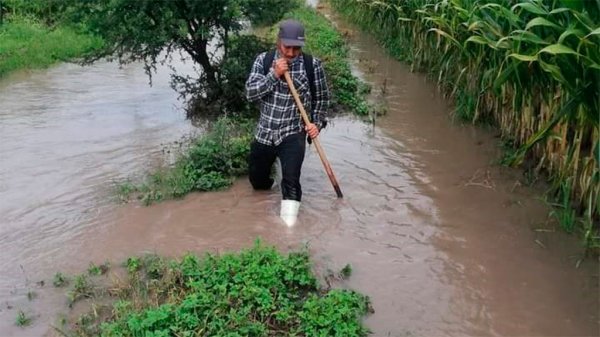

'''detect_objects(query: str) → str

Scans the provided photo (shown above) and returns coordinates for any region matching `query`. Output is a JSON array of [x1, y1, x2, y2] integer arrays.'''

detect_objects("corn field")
[[330, 0, 599, 246]]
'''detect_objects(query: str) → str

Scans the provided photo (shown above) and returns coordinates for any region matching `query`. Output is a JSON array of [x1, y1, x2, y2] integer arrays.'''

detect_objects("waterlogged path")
[[1, 9, 599, 337]]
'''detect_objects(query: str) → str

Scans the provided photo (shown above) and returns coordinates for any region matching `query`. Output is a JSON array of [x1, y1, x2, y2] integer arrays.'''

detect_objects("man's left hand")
[[305, 123, 319, 139]]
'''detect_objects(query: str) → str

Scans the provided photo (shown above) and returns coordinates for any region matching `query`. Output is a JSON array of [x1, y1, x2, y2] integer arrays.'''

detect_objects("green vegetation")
[[57, 242, 371, 337], [88, 262, 110, 276], [0, 16, 102, 77], [67, 274, 94, 305], [340, 263, 353, 279], [73, 0, 300, 115], [53, 272, 69, 287], [15, 310, 32, 327], [117, 117, 254, 206], [331, 0, 599, 249], [1, 0, 75, 24]]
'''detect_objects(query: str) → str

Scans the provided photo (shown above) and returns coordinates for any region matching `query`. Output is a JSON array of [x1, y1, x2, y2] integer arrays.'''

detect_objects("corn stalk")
[[331, 0, 599, 246]]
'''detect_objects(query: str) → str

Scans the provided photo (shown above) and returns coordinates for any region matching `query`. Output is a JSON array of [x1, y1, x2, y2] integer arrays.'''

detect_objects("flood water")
[[0, 59, 197, 335], [1, 6, 599, 337]]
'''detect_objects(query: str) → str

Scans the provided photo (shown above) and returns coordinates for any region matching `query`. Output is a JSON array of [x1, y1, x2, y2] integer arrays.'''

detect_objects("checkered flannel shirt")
[[245, 51, 330, 146]]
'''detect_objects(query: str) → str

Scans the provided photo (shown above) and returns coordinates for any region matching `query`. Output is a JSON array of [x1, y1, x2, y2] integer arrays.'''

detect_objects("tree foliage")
[[75, 0, 300, 114]]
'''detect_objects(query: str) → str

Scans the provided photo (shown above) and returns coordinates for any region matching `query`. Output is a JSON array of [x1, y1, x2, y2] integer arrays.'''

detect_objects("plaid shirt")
[[245, 51, 330, 146]]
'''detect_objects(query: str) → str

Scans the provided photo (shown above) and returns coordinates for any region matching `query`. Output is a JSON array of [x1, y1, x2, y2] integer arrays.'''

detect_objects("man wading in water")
[[245, 19, 330, 226]]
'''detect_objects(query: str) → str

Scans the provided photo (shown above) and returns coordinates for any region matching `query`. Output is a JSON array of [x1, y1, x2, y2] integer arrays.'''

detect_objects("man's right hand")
[[274, 58, 288, 78]]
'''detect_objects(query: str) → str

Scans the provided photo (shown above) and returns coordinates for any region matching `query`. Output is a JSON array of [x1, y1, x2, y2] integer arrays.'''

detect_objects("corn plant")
[[331, 0, 599, 246]]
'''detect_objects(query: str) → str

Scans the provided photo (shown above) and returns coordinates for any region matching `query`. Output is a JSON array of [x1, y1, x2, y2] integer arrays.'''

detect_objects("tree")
[[77, 0, 299, 113]]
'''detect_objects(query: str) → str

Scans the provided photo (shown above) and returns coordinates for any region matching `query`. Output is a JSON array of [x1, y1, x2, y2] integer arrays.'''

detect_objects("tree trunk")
[[195, 39, 218, 87], [194, 38, 223, 103]]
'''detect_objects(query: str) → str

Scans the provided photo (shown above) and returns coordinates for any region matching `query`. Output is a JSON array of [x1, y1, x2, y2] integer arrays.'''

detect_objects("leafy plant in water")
[[340, 263, 353, 279], [67, 274, 93, 304], [120, 116, 254, 206], [61, 242, 371, 337], [87, 262, 109, 276], [126, 257, 141, 274], [53, 272, 69, 287], [27, 290, 37, 301], [15, 310, 32, 327]]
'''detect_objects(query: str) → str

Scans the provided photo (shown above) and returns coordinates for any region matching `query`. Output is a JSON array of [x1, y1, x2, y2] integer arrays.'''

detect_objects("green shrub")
[[62, 242, 371, 337], [118, 117, 254, 205]]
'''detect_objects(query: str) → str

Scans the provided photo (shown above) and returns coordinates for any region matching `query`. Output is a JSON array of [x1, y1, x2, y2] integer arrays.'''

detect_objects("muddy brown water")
[[1, 12, 599, 337]]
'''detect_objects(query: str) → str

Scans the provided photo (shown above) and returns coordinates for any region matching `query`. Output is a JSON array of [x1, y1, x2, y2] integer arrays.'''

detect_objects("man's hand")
[[273, 58, 288, 78], [305, 123, 319, 139]]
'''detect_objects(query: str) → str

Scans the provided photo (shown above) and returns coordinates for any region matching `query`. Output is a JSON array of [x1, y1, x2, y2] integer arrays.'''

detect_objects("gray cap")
[[278, 19, 305, 47]]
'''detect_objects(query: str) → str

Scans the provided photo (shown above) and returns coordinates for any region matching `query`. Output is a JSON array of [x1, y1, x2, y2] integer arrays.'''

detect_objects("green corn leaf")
[[512, 2, 548, 15], [428, 28, 461, 47], [558, 27, 584, 44], [493, 62, 514, 92], [585, 27, 600, 38], [526, 17, 560, 31], [538, 59, 568, 84], [509, 53, 538, 62], [549, 7, 571, 15], [572, 11, 595, 31], [481, 3, 521, 26], [537, 43, 581, 56], [465, 35, 489, 45], [505, 96, 578, 166], [467, 21, 482, 31], [495, 38, 511, 49], [510, 30, 550, 45]]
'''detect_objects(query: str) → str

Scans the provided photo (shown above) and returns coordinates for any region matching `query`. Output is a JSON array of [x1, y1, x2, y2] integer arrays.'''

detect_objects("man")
[[245, 19, 330, 226]]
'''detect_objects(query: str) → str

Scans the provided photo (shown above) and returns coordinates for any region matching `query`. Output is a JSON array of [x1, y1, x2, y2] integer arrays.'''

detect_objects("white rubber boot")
[[280, 200, 301, 227]]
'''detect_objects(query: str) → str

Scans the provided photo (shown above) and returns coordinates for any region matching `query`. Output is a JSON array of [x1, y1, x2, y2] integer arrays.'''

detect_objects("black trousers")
[[248, 133, 306, 201]]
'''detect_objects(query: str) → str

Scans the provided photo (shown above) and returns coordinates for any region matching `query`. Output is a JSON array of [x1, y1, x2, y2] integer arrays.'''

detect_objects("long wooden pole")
[[284, 72, 343, 198]]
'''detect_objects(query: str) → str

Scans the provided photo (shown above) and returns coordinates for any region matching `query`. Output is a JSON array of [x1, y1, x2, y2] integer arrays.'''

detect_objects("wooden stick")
[[284, 71, 343, 198]]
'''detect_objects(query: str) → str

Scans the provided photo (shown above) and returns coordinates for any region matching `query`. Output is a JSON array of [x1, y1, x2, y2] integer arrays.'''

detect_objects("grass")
[[0, 16, 103, 77], [56, 242, 371, 337]]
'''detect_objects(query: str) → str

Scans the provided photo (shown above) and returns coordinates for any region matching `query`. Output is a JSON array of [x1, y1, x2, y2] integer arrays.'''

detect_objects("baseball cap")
[[278, 19, 305, 47]]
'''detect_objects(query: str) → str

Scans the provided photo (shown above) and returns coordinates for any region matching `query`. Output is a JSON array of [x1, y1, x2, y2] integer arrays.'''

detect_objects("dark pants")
[[248, 133, 306, 201]]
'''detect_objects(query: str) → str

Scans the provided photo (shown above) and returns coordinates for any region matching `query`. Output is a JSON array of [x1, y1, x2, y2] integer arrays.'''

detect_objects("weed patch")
[[15, 310, 32, 327], [0, 17, 103, 77], [117, 117, 254, 205], [58, 242, 371, 336], [53, 272, 69, 287]]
